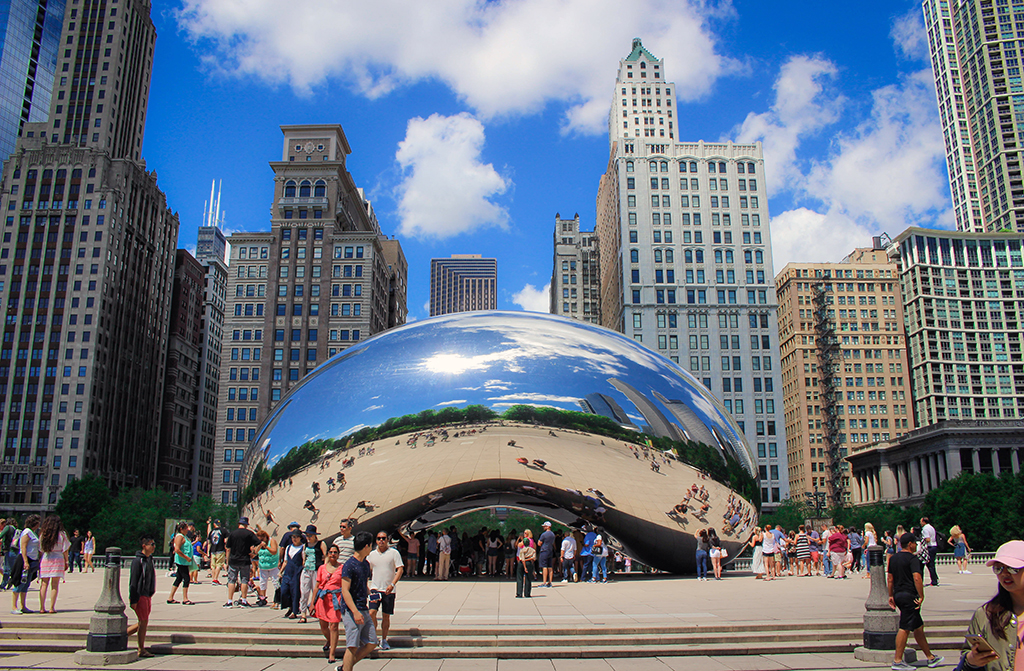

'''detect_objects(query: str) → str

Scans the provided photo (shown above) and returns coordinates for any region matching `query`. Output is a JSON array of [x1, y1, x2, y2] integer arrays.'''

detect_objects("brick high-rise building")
[[213, 125, 407, 504], [595, 39, 787, 506], [775, 242, 916, 505], [550, 213, 601, 323], [0, 0, 178, 510]]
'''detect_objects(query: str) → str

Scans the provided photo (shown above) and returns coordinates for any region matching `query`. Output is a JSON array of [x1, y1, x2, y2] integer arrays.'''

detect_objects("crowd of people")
[[1, 515, 90, 615]]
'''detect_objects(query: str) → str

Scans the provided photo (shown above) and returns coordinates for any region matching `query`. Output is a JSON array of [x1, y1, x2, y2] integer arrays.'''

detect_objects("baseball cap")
[[542, 521, 552, 528], [288, 521, 301, 529], [238, 517, 249, 526], [899, 532, 916, 548], [987, 540, 1024, 569]]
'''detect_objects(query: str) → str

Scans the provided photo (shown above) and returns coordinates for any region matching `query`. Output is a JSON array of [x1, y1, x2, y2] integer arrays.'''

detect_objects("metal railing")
[[728, 551, 996, 573]]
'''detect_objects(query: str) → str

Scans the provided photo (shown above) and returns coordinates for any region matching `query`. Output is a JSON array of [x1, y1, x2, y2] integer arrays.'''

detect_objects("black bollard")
[[74, 547, 138, 665]]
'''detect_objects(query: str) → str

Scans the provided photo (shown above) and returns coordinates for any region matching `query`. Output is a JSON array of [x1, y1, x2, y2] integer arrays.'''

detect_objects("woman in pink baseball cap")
[[953, 540, 1024, 671]]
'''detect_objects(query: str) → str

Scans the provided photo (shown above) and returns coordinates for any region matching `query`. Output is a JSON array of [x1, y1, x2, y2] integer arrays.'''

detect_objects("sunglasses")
[[992, 563, 1021, 576], [376, 536, 388, 541]]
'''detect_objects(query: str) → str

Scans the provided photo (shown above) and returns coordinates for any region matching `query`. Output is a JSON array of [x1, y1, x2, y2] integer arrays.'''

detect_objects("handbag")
[[720, 547, 728, 559]]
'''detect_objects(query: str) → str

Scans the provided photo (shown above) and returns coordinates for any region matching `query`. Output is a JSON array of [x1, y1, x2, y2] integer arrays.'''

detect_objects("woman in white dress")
[[747, 527, 764, 579]]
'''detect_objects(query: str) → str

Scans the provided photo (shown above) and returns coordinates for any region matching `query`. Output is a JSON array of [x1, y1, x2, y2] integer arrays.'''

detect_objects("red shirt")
[[828, 532, 848, 554]]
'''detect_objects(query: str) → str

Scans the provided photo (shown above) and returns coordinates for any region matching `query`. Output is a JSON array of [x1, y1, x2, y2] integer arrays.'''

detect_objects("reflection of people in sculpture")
[[338, 473, 346, 490], [532, 459, 547, 469], [303, 500, 319, 517], [264, 509, 275, 526], [507, 440, 516, 446], [516, 457, 529, 465]]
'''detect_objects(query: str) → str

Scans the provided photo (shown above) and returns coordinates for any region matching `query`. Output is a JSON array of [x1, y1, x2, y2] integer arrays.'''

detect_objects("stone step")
[[0, 630, 974, 659]]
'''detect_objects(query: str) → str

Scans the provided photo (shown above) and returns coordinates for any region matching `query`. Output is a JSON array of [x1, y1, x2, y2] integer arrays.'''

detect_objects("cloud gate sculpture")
[[241, 312, 759, 574]]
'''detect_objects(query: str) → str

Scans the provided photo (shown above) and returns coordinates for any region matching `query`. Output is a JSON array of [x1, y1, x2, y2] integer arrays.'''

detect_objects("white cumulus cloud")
[[511, 283, 551, 312], [891, 8, 930, 62], [175, 0, 734, 134], [732, 55, 843, 194], [395, 113, 510, 240], [769, 208, 877, 271]]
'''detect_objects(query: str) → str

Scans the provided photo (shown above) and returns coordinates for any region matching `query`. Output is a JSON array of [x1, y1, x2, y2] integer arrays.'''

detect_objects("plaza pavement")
[[0, 560, 995, 671]]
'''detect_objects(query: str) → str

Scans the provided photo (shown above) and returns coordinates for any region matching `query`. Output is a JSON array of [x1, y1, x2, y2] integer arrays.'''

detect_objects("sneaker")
[[10, 609, 21, 614], [212, 580, 222, 585], [223, 602, 233, 609], [379, 639, 391, 651], [238, 600, 252, 607], [892, 662, 915, 671], [20, 607, 33, 614], [963, 570, 972, 574], [927, 655, 944, 668]]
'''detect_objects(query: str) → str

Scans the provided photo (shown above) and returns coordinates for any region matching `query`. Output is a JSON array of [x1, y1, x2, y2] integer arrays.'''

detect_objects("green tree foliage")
[[920, 471, 1023, 551], [759, 497, 810, 531], [54, 480, 236, 555], [53, 473, 110, 534], [762, 472, 1023, 552]]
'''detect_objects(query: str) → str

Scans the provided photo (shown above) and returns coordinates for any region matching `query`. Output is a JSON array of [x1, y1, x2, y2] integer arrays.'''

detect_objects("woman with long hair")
[[709, 528, 723, 580], [255, 530, 279, 608], [695, 529, 709, 582], [313, 545, 344, 663], [38, 516, 69, 613], [486, 529, 503, 577], [83, 530, 96, 572], [504, 530, 517, 579], [748, 526, 765, 579], [862, 523, 878, 578], [166, 521, 194, 605], [949, 525, 974, 575], [950, 540, 1023, 670]]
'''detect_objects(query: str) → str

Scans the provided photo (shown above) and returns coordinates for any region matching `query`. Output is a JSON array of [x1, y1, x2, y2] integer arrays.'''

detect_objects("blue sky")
[[143, 0, 950, 318]]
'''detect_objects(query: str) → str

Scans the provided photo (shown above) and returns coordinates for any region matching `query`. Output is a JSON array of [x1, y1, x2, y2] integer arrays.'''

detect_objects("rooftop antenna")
[[202, 179, 225, 228]]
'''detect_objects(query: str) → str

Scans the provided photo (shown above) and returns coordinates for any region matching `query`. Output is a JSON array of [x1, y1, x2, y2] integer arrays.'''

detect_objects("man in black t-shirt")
[[207, 519, 227, 585], [340, 531, 377, 670], [68, 530, 84, 573], [887, 532, 942, 671], [224, 517, 259, 608]]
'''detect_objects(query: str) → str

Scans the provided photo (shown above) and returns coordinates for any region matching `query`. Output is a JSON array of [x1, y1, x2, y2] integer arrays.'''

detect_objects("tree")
[[53, 474, 111, 534], [759, 497, 809, 531], [89, 487, 173, 555], [920, 471, 1023, 551]]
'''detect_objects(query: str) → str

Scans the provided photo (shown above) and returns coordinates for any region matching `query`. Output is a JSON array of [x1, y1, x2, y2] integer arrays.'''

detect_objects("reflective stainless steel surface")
[[242, 311, 759, 573]]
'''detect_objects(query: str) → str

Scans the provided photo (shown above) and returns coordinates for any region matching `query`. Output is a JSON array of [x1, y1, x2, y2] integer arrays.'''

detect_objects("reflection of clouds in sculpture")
[[487, 393, 581, 405], [251, 312, 756, 481]]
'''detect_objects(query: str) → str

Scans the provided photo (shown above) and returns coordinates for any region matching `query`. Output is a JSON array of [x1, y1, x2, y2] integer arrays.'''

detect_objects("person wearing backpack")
[[0, 518, 19, 590], [590, 529, 608, 583]]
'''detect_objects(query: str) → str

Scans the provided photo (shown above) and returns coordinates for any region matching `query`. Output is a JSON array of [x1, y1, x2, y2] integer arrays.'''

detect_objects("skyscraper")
[[551, 213, 601, 323], [213, 124, 407, 504], [596, 39, 787, 505], [429, 254, 497, 316], [0, 0, 65, 160], [0, 0, 177, 510], [890, 227, 1024, 423], [924, 0, 1023, 232], [775, 243, 916, 505]]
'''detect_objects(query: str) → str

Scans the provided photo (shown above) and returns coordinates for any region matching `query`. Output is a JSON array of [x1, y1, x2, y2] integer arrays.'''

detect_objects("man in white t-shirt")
[[919, 517, 939, 586], [367, 531, 404, 651], [560, 534, 577, 583]]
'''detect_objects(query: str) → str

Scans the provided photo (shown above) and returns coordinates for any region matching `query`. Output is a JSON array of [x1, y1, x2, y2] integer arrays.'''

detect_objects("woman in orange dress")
[[314, 545, 345, 663]]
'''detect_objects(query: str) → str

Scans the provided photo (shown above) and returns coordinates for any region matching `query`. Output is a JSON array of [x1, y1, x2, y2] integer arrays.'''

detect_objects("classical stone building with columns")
[[846, 419, 1024, 506]]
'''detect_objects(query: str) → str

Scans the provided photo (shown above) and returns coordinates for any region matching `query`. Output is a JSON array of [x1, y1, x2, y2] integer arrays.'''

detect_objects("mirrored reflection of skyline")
[[252, 312, 755, 476]]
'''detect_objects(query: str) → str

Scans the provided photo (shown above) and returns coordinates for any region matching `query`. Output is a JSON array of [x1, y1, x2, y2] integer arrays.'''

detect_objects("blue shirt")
[[848, 532, 863, 549], [581, 531, 596, 556], [341, 555, 371, 612]]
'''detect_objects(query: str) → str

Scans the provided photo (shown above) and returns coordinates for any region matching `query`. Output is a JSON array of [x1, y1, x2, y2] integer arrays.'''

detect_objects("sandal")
[[298, 616, 307, 623], [182, 600, 195, 605], [166, 599, 179, 604]]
